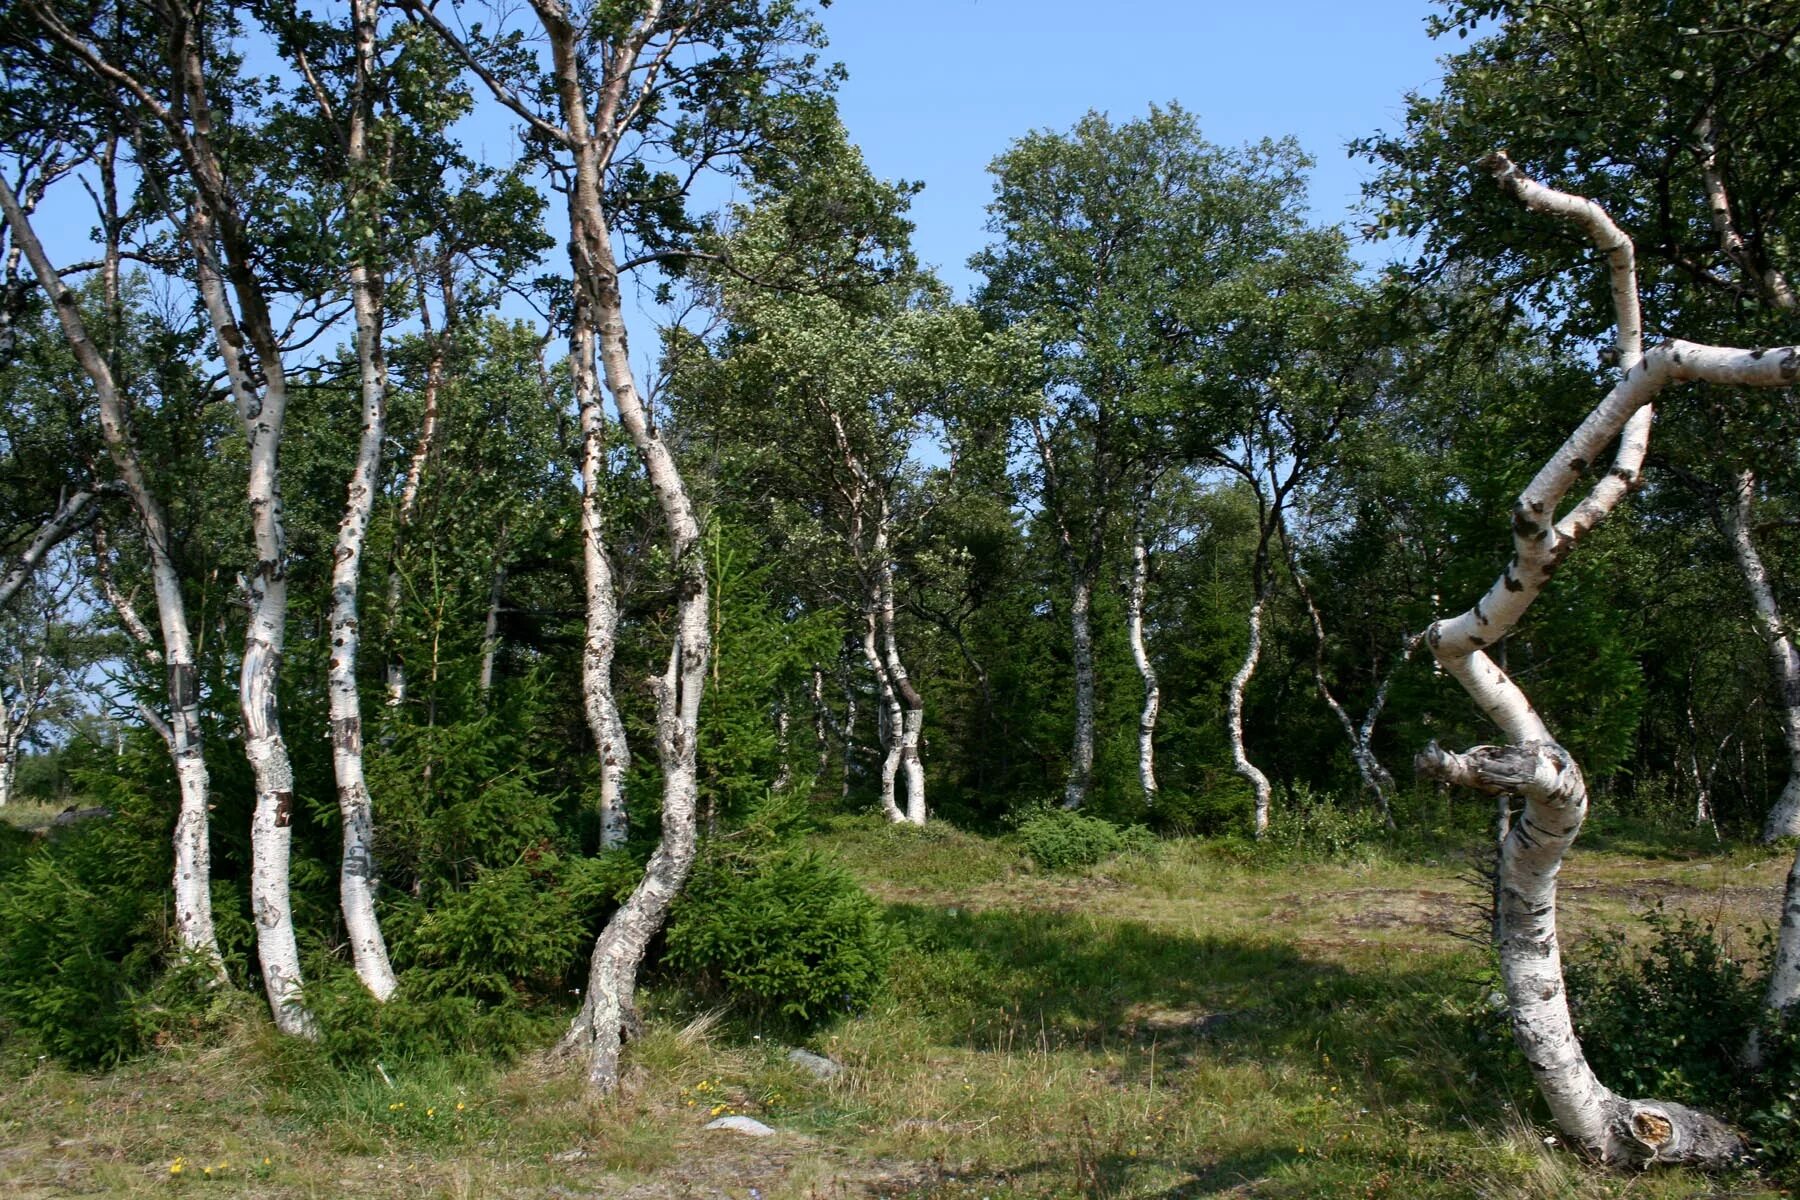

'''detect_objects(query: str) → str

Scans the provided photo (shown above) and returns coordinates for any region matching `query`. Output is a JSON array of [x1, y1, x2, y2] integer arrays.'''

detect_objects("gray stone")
[[704, 1115, 776, 1137], [786, 1047, 843, 1080]]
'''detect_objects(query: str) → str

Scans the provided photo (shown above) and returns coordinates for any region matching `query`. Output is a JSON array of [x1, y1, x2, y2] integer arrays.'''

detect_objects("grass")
[[1, 808, 1795, 1198]]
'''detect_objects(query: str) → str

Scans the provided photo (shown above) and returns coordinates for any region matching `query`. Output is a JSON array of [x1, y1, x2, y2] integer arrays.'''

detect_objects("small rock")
[[786, 1048, 843, 1080], [548, 1149, 589, 1163], [704, 1115, 776, 1137]]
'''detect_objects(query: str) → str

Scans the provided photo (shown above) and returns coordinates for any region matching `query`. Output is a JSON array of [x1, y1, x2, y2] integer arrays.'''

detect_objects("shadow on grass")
[[884, 901, 1525, 1134]]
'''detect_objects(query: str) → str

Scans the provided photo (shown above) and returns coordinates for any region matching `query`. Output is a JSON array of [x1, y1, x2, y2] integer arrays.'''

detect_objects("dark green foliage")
[[1015, 807, 1155, 872], [1567, 910, 1800, 1171], [665, 812, 891, 1023]]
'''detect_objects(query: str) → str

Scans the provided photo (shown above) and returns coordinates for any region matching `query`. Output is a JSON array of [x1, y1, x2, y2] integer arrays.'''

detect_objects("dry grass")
[[1, 816, 1793, 1198]]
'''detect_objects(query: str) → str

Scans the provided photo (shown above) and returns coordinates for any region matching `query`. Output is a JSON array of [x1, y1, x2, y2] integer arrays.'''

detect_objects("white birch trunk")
[[1718, 470, 1800, 841], [479, 538, 507, 698], [1126, 519, 1159, 803], [324, 0, 399, 1002], [571, 315, 629, 849], [860, 606, 906, 823], [1063, 572, 1097, 810], [1228, 592, 1273, 836], [537, 0, 709, 1092], [1412, 153, 1780, 1166], [878, 553, 926, 825], [0, 174, 222, 974]]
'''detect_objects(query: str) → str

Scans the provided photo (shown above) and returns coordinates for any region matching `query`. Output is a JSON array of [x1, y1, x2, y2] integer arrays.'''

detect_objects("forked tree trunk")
[[1718, 469, 1800, 841], [1414, 153, 1782, 1167], [324, 0, 400, 1002], [537, 0, 710, 1092], [0, 173, 223, 974], [1125, 512, 1160, 804], [571, 314, 629, 848]]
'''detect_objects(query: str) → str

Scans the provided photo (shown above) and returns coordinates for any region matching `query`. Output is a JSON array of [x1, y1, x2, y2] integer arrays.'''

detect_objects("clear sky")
[[816, 0, 1456, 294]]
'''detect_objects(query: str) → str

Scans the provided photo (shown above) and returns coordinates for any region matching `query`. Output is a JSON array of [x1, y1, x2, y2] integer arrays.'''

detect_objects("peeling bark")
[[1411, 153, 1788, 1167]]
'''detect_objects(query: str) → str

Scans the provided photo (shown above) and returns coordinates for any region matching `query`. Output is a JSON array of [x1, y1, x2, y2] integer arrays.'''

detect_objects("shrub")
[[1252, 785, 1388, 862], [1564, 909, 1800, 1171], [664, 834, 891, 1024], [1016, 807, 1156, 872]]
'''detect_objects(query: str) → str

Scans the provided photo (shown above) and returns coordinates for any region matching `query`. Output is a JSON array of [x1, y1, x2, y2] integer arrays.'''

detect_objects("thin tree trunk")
[[542, 1, 710, 1092], [384, 261, 452, 708], [0, 488, 96, 612], [840, 651, 858, 801], [0, 173, 222, 974], [1228, 589, 1273, 836], [1126, 510, 1160, 804], [325, 0, 400, 1002], [571, 313, 629, 848], [860, 603, 906, 823], [877, 542, 925, 824], [1063, 571, 1097, 810], [1718, 469, 1800, 841], [479, 532, 507, 699], [1414, 153, 1774, 1166]]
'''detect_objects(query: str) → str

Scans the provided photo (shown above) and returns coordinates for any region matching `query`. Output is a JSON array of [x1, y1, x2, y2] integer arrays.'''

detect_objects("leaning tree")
[[1415, 153, 1798, 1166]]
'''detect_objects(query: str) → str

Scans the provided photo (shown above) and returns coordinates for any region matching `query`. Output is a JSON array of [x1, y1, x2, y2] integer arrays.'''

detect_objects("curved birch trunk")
[[1412, 153, 1782, 1167], [1228, 591, 1272, 837], [1126, 518, 1160, 804], [879, 558, 926, 825], [1063, 572, 1097, 810], [571, 315, 630, 848], [0, 174, 222, 974], [860, 607, 906, 823], [324, 0, 399, 1001], [1718, 470, 1800, 841], [538, 0, 709, 1092]]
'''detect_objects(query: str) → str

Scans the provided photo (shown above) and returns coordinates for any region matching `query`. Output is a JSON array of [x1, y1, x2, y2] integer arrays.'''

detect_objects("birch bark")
[[1413, 153, 1784, 1166], [0, 172, 222, 973], [1717, 470, 1800, 841], [519, 0, 710, 1092], [572, 310, 629, 848], [1125, 501, 1159, 803], [325, 0, 399, 1000]]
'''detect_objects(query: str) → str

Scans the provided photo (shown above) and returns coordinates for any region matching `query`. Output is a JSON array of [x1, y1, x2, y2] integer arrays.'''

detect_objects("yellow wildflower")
[[169, 1157, 185, 1176]]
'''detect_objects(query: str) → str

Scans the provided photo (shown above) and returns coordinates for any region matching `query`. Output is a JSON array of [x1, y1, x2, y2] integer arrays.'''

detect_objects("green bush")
[[1016, 807, 1156, 872], [1252, 786, 1388, 862], [664, 833, 891, 1023], [1565, 909, 1800, 1171]]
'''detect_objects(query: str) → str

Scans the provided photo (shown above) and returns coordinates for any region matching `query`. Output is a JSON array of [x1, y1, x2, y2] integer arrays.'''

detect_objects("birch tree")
[[1414, 153, 1799, 1167], [17, 0, 364, 1033], [410, 0, 835, 1091], [674, 146, 980, 825], [0, 163, 225, 972], [975, 106, 1323, 809]]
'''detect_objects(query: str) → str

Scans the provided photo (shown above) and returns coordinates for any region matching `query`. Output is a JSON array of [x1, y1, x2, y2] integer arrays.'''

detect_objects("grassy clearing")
[[1, 813, 1794, 1198]]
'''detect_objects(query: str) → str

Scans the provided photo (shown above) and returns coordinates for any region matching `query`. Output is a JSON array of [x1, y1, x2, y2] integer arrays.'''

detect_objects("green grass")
[[1, 812, 1793, 1198]]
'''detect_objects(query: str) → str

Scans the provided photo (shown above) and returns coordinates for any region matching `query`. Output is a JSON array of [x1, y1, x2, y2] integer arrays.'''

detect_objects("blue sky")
[[817, 0, 1455, 294]]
